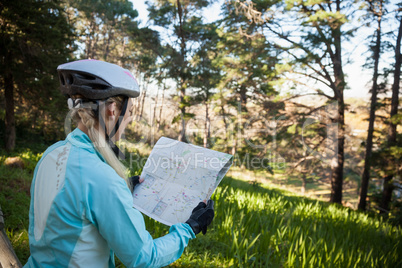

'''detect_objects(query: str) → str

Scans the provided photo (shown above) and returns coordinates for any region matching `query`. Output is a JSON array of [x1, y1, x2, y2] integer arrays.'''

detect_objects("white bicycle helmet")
[[57, 59, 140, 99], [57, 60, 140, 160]]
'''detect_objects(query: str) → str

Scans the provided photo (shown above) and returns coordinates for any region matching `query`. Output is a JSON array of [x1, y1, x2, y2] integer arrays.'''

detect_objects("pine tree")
[[230, 0, 356, 203], [147, 0, 212, 142], [358, 0, 385, 211], [0, 0, 75, 150]]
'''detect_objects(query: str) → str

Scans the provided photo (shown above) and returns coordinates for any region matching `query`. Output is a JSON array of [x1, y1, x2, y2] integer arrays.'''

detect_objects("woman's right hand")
[[129, 175, 144, 193]]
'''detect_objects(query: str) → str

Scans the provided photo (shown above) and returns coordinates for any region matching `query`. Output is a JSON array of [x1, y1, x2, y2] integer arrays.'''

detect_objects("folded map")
[[132, 137, 233, 226]]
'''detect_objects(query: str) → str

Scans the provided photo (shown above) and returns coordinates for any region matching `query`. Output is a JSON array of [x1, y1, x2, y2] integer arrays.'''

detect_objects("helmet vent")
[[59, 74, 65, 85], [66, 74, 74, 85], [76, 73, 96, 80], [88, 83, 110, 90]]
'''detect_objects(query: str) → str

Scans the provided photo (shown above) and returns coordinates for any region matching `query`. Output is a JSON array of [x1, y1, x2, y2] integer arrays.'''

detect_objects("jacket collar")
[[66, 128, 106, 162]]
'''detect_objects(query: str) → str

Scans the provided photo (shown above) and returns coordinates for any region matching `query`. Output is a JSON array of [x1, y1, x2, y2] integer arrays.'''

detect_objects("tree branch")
[[289, 71, 332, 89]]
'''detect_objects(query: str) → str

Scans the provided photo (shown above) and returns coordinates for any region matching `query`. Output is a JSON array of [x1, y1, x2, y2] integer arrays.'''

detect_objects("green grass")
[[171, 178, 402, 267], [0, 163, 32, 262], [1, 151, 401, 267]]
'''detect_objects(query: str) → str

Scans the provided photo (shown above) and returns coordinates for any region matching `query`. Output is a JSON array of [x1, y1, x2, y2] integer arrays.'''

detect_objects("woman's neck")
[[77, 122, 89, 136], [77, 121, 106, 140]]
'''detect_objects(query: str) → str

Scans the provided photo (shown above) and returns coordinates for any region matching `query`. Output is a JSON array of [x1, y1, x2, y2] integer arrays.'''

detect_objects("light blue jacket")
[[24, 128, 195, 268]]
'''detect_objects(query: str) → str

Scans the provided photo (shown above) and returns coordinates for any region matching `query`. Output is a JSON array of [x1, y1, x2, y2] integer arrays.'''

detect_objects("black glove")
[[129, 175, 141, 193], [186, 200, 215, 235]]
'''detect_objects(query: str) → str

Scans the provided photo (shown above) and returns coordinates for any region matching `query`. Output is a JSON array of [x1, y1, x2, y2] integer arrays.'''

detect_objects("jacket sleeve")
[[82, 160, 195, 268]]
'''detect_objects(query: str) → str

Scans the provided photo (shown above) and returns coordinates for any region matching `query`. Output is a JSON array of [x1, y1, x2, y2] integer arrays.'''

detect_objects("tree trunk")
[[118, 37, 126, 66], [380, 13, 402, 212], [301, 174, 306, 194], [358, 2, 383, 211], [329, 2, 345, 204], [90, 13, 98, 59], [239, 86, 247, 108], [153, 85, 160, 133], [85, 19, 93, 57], [387, 12, 402, 145], [220, 104, 228, 133], [0, 205, 22, 268], [104, 21, 115, 61], [157, 84, 165, 130], [177, 86, 187, 143], [231, 131, 237, 156], [5, 72, 16, 152], [220, 104, 229, 153], [329, 101, 345, 204], [86, 14, 97, 59], [176, 0, 188, 143], [139, 82, 147, 119], [104, 26, 111, 61], [203, 102, 210, 148], [380, 175, 393, 214]]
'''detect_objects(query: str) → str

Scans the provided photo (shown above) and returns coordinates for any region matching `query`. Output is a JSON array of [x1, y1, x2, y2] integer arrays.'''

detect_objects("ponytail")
[[71, 97, 128, 180]]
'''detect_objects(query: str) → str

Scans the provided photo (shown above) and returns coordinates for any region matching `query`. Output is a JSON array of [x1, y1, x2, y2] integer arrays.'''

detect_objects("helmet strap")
[[96, 97, 129, 160]]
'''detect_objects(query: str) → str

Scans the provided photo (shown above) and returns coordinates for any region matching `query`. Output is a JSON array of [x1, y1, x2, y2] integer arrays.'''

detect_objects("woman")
[[24, 60, 214, 268]]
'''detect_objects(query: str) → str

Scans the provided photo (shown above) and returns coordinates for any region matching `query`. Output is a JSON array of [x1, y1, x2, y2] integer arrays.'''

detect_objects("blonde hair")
[[71, 96, 128, 180]]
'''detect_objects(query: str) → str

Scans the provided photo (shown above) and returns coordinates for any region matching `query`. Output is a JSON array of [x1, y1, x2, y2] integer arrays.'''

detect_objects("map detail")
[[132, 137, 233, 226]]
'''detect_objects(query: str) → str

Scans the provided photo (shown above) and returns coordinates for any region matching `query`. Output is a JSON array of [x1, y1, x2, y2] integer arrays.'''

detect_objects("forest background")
[[0, 0, 402, 267]]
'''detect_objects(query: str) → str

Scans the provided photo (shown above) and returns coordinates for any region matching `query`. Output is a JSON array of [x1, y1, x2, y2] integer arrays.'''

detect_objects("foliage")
[[217, 4, 280, 106], [0, 154, 35, 262], [0, 0, 76, 146], [147, 0, 214, 141], [66, 0, 137, 60]]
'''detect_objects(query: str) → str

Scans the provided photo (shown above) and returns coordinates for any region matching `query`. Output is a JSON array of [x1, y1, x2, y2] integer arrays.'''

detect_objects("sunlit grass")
[[119, 177, 402, 267]]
